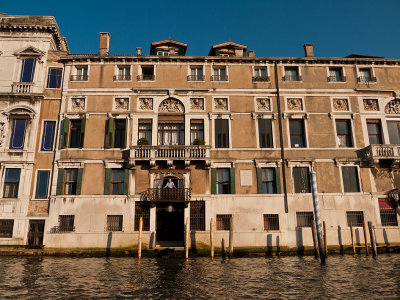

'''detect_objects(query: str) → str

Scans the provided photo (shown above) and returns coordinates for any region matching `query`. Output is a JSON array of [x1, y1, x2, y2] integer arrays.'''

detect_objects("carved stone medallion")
[[158, 98, 184, 113], [287, 98, 303, 111], [333, 99, 349, 111], [256, 98, 271, 111], [71, 98, 85, 111], [190, 98, 204, 110], [214, 98, 228, 111], [139, 98, 153, 110], [363, 99, 379, 111], [385, 99, 400, 114], [115, 97, 129, 110]]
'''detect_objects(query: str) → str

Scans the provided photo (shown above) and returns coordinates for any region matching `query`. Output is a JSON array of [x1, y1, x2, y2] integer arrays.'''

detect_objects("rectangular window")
[[188, 66, 204, 81], [157, 51, 169, 56], [289, 119, 306, 148], [0, 220, 14, 238], [35, 170, 50, 199], [215, 119, 229, 148], [111, 169, 125, 195], [387, 121, 400, 144], [367, 119, 383, 145], [358, 68, 375, 82], [216, 214, 232, 230], [260, 168, 276, 194], [190, 201, 205, 231], [328, 67, 345, 82], [379, 199, 398, 226], [64, 169, 78, 195], [336, 119, 353, 147], [72, 66, 88, 81], [41, 121, 56, 151], [211, 67, 227, 81], [9, 119, 27, 150], [190, 119, 204, 144], [342, 166, 360, 193], [46, 68, 63, 88], [346, 211, 364, 227], [284, 67, 300, 81], [3, 168, 20, 198], [296, 212, 313, 227], [114, 119, 126, 148], [20, 58, 36, 82], [264, 214, 280, 230], [216, 168, 230, 194], [158, 123, 184, 145], [258, 119, 273, 148], [114, 66, 131, 81], [138, 120, 152, 145], [58, 215, 75, 232], [293, 167, 311, 193], [253, 68, 269, 81], [134, 202, 150, 231], [107, 215, 123, 231], [139, 66, 154, 80], [69, 119, 82, 148]]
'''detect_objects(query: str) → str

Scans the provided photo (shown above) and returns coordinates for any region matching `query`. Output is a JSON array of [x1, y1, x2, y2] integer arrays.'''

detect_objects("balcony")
[[210, 75, 228, 81], [11, 82, 34, 93], [70, 75, 88, 81], [360, 144, 400, 166], [357, 76, 377, 83], [327, 75, 346, 82], [137, 74, 155, 81], [141, 188, 191, 204], [113, 75, 131, 81], [131, 145, 210, 161], [187, 75, 205, 81]]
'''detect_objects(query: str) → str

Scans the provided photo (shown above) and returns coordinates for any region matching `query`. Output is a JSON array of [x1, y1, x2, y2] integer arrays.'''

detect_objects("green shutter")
[[62, 118, 70, 149], [211, 168, 216, 194], [106, 118, 115, 148], [230, 168, 235, 194], [124, 168, 129, 195], [123, 118, 128, 148], [76, 168, 83, 195], [256, 168, 263, 194], [80, 117, 86, 148], [56, 168, 64, 195], [104, 168, 111, 195], [275, 167, 281, 194]]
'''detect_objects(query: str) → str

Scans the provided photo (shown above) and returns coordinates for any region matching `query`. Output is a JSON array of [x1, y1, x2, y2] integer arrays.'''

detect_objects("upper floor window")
[[46, 68, 63, 88], [9, 119, 27, 150], [114, 66, 131, 81], [283, 66, 301, 81], [258, 119, 273, 148], [292, 167, 311, 193], [253, 67, 269, 82], [358, 68, 376, 83], [366, 119, 383, 144], [328, 67, 345, 82], [258, 168, 276, 194], [335, 119, 353, 147], [106, 118, 127, 148], [217, 168, 230, 194], [20, 58, 36, 82], [71, 66, 88, 81], [62, 118, 86, 149], [158, 123, 184, 146], [289, 119, 306, 148], [215, 119, 229, 148], [190, 119, 204, 145], [211, 67, 227, 81], [387, 121, 400, 144], [138, 119, 152, 145], [138, 65, 155, 81], [64, 169, 78, 195], [342, 166, 360, 193], [188, 66, 204, 81], [157, 51, 169, 56], [41, 121, 56, 151], [35, 170, 50, 199], [3, 168, 20, 198]]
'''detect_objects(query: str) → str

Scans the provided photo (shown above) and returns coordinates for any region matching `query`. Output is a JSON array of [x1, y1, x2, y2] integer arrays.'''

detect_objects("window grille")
[[107, 215, 123, 231], [134, 202, 150, 231], [190, 201, 205, 231], [379, 199, 398, 226], [216, 214, 232, 230], [342, 166, 360, 193], [293, 167, 310, 193], [346, 211, 364, 227], [264, 214, 279, 230], [56, 215, 75, 232], [0, 220, 14, 238], [296, 212, 313, 227]]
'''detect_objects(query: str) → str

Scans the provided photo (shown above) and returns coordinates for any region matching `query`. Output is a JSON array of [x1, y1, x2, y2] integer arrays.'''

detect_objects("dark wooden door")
[[156, 203, 184, 243], [27, 220, 45, 248]]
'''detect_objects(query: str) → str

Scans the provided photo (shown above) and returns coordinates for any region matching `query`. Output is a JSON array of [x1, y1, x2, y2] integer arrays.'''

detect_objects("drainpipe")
[[274, 61, 288, 213]]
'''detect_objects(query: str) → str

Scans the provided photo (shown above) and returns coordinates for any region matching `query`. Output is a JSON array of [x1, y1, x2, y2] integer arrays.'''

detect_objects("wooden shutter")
[[56, 168, 64, 195], [230, 168, 235, 194], [80, 118, 86, 148], [123, 118, 128, 148], [275, 167, 281, 194], [105, 118, 115, 148], [104, 168, 111, 195], [76, 168, 83, 195], [215, 119, 229, 148], [124, 168, 129, 195], [256, 168, 263, 194], [62, 118, 70, 149], [211, 168, 217, 194]]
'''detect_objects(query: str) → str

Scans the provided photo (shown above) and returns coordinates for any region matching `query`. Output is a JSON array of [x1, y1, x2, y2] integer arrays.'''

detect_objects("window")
[[188, 66, 204, 81], [258, 119, 273, 148], [114, 66, 131, 81], [211, 67, 227, 81], [46, 68, 63, 88], [138, 65, 154, 81], [58, 215, 75, 232], [71, 66, 88, 81], [264, 214, 279, 230], [328, 67, 345, 82], [283, 67, 300, 81], [106, 118, 127, 149], [346, 211, 364, 227], [107, 215, 123, 231], [138, 120, 152, 145], [0, 220, 14, 237], [289, 119, 306, 148], [216, 214, 232, 230], [253, 67, 269, 81], [336, 120, 353, 147], [296, 212, 313, 227], [190, 201, 205, 231], [9, 119, 27, 150], [64, 169, 78, 195], [20, 58, 36, 82], [358, 68, 375, 82], [111, 169, 124, 195], [216, 168, 230, 194], [258, 168, 276, 194], [35, 170, 50, 199], [69, 119, 84, 148], [190, 120, 204, 144], [292, 167, 311, 193], [41, 121, 56, 151], [387, 121, 400, 144], [367, 119, 383, 144], [134, 202, 150, 231], [157, 51, 169, 56], [379, 199, 398, 226], [215, 119, 229, 148], [158, 123, 184, 146], [3, 169, 20, 198], [341, 166, 360, 193]]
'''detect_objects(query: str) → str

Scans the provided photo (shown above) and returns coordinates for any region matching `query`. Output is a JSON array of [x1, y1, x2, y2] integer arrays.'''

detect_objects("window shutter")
[[211, 168, 217, 194], [76, 168, 83, 195], [256, 168, 263, 194], [275, 167, 281, 194], [230, 168, 235, 194], [80, 118, 86, 148], [62, 118, 70, 149], [105, 118, 115, 148], [56, 168, 64, 195], [104, 168, 111, 195], [123, 118, 128, 148], [124, 168, 129, 195]]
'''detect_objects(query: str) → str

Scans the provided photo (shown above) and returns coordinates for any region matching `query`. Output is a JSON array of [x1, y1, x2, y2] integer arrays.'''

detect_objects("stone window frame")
[[356, 65, 377, 83], [210, 114, 233, 149], [326, 65, 346, 82], [39, 119, 57, 153], [286, 161, 313, 195], [253, 114, 276, 149], [187, 65, 205, 82], [336, 161, 362, 194], [285, 115, 309, 149], [72, 64, 90, 81], [281, 65, 302, 82], [211, 64, 229, 82], [114, 64, 132, 81], [138, 64, 156, 81], [252, 64, 271, 82], [0, 163, 26, 199], [13, 46, 45, 84], [332, 115, 356, 149], [360, 115, 387, 147]]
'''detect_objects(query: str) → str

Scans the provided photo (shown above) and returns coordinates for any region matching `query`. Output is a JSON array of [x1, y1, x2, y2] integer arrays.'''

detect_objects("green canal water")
[[0, 255, 398, 299]]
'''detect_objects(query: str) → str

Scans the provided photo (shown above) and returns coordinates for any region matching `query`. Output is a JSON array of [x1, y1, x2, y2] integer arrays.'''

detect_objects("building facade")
[[1, 14, 400, 250]]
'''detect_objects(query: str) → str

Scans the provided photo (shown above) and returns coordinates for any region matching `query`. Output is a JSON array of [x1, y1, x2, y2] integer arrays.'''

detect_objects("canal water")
[[0, 255, 399, 299]]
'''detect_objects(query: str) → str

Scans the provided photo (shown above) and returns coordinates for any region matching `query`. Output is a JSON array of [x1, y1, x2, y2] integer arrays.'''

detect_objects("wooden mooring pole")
[[312, 220, 319, 258], [138, 217, 143, 259], [323, 221, 327, 257], [362, 220, 369, 256], [350, 222, 355, 254], [210, 218, 214, 259], [368, 221, 377, 257], [229, 217, 234, 258], [185, 217, 189, 259]]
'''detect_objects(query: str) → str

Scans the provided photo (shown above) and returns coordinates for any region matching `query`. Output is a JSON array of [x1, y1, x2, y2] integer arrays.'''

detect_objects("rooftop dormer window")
[[157, 51, 169, 56]]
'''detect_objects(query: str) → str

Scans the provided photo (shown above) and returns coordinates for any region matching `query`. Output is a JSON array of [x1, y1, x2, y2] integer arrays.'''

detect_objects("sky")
[[2, 0, 400, 58]]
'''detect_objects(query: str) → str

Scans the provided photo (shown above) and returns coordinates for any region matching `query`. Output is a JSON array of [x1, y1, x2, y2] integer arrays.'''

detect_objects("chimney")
[[248, 50, 255, 58], [304, 43, 314, 57], [99, 32, 110, 56], [136, 47, 142, 55], [234, 48, 243, 57]]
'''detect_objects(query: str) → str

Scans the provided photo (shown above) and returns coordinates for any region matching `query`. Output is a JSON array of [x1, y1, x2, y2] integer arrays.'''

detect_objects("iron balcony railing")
[[187, 75, 205, 81], [137, 74, 155, 81], [282, 75, 302, 81], [357, 76, 377, 83], [113, 75, 131, 81], [11, 82, 34, 93], [131, 145, 210, 160], [70, 75, 88, 81], [142, 188, 191, 203], [327, 75, 346, 82], [210, 75, 228, 81], [252, 76, 270, 82]]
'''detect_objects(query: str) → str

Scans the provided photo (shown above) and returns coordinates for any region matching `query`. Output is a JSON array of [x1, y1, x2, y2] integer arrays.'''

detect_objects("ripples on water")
[[0, 255, 399, 299]]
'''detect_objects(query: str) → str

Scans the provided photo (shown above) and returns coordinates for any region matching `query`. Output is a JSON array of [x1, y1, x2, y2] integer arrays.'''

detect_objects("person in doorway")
[[163, 178, 176, 189]]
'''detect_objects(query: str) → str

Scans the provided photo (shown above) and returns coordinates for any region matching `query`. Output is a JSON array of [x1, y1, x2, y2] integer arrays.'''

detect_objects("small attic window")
[[157, 51, 169, 56]]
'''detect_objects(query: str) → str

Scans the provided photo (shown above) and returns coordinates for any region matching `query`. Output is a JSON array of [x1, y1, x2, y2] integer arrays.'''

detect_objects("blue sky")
[[2, 0, 400, 58]]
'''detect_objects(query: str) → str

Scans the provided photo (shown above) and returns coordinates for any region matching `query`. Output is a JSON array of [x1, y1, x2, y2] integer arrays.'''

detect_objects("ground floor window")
[[0, 220, 14, 238], [379, 199, 398, 226], [135, 202, 150, 231], [58, 215, 75, 232], [190, 201, 205, 231], [107, 215, 123, 231], [216, 214, 232, 230], [346, 211, 364, 227], [264, 214, 279, 230], [296, 212, 313, 228]]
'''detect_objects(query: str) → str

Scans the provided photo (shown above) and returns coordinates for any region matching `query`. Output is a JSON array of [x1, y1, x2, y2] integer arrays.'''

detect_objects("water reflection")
[[0, 255, 398, 298]]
